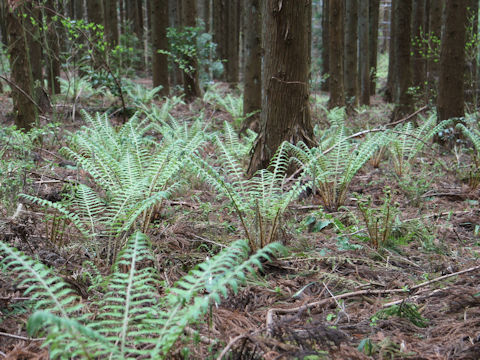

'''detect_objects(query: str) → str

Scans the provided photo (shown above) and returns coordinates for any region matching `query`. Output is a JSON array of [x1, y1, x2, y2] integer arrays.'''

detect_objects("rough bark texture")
[[181, 0, 202, 100], [106, 0, 119, 46], [328, 0, 344, 108], [437, 0, 467, 122], [385, 0, 396, 102], [0, 1, 8, 48], [249, 0, 314, 175], [242, 0, 262, 132], [87, 0, 105, 28], [321, 0, 329, 91], [344, 0, 358, 108], [25, 1, 43, 87], [45, 0, 61, 95], [369, 0, 380, 94], [151, 0, 170, 96], [225, 0, 240, 83], [213, 0, 227, 80], [6, 3, 37, 131], [204, 0, 210, 32], [392, 0, 413, 120], [412, 0, 427, 99], [359, 0, 370, 106]]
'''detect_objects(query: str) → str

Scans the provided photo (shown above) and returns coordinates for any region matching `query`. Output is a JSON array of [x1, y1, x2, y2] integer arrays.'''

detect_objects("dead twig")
[[0, 331, 44, 342]]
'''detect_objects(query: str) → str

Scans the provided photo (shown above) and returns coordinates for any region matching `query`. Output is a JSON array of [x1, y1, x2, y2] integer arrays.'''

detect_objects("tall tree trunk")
[[151, 0, 170, 96], [86, 0, 106, 69], [242, 0, 262, 132], [385, 0, 396, 102], [213, 0, 227, 80], [6, 4, 37, 131], [437, 0, 467, 122], [359, 0, 370, 106], [182, 0, 202, 100], [328, 0, 344, 108], [45, 0, 61, 95], [168, 0, 183, 85], [249, 0, 314, 174], [344, 0, 359, 108], [321, 0, 329, 91], [225, 0, 240, 84], [204, 0, 211, 32], [0, 1, 7, 48], [74, 0, 85, 20], [392, 0, 413, 120], [106, 0, 119, 47], [412, 0, 427, 101], [25, 1, 43, 87], [369, 0, 380, 94]]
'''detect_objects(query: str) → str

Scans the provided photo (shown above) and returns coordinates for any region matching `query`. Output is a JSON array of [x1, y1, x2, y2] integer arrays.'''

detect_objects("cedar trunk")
[[6, 4, 37, 131], [392, 0, 413, 120], [369, 0, 380, 94], [328, 0, 344, 108], [427, 0, 443, 100], [225, 0, 240, 84], [249, 0, 314, 174], [344, 0, 358, 108], [321, 0, 329, 91], [385, 0, 396, 102], [151, 0, 170, 96], [242, 0, 262, 132], [359, 0, 370, 106], [437, 0, 467, 122]]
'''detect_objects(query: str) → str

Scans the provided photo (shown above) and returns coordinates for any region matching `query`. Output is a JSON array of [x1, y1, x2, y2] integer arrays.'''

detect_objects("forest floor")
[[1, 84, 480, 360]]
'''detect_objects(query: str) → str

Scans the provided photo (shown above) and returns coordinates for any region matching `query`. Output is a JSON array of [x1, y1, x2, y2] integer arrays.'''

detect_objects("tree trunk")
[[182, 0, 202, 99], [392, 0, 413, 120], [74, 0, 85, 20], [204, 0, 211, 32], [25, 1, 43, 87], [344, 0, 358, 108], [369, 0, 380, 94], [86, 0, 106, 69], [213, 0, 227, 80], [0, 1, 8, 48], [242, 0, 262, 132], [106, 0, 119, 46], [321, 0, 329, 91], [225, 0, 240, 84], [328, 0, 344, 108], [437, 0, 467, 122], [412, 0, 427, 101], [385, 0, 396, 102], [359, 0, 370, 106], [151, 0, 170, 96], [249, 0, 314, 174], [6, 4, 37, 131]]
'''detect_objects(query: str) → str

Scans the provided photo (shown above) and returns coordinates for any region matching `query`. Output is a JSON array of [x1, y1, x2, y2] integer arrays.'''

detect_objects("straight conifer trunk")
[[328, 0, 344, 108], [249, 0, 314, 174], [437, 0, 467, 122], [359, 0, 370, 105], [151, 0, 170, 96], [344, 0, 358, 108]]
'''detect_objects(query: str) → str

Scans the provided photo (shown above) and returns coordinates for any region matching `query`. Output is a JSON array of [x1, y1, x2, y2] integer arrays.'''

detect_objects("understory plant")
[[289, 126, 385, 211], [193, 123, 307, 251], [456, 123, 480, 189], [389, 114, 451, 176], [21, 111, 204, 263], [0, 232, 283, 359]]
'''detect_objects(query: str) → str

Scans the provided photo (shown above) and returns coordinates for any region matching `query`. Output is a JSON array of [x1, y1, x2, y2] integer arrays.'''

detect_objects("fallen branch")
[[0, 331, 44, 342], [216, 329, 264, 360]]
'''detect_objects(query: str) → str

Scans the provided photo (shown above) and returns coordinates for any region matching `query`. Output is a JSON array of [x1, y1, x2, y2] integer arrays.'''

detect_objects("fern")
[[389, 114, 451, 176], [21, 112, 204, 262], [289, 129, 384, 211], [1, 233, 284, 359], [193, 131, 306, 250]]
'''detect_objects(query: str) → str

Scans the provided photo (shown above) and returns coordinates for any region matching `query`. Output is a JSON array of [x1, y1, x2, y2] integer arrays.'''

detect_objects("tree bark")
[[369, 0, 380, 94], [427, 0, 443, 101], [225, 0, 240, 84], [437, 0, 467, 122], [213, 0, 227, 80], [385, 0, 396, 102], [328, 0, 344, 108], [392, 0, 413, 120], [344, 0, 358, 108], [242, 0, 262, 132], [182, 0, 202, 100], [466, 0, 479, 104], [6, 3, 37, 131], [105, 0, 119, 46], [249, 0, 314, 174], [359, 0, 370, 106], [321, 0, 329, 91], [151, 0, 170, 96]]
